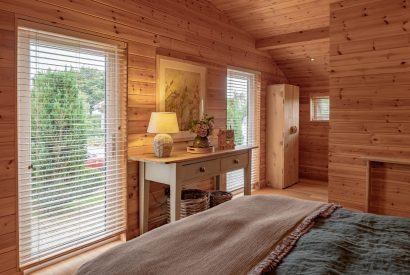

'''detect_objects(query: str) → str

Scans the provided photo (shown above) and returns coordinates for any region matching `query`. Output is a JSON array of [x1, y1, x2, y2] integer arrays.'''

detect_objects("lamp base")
[[153, 133, 173, 158]]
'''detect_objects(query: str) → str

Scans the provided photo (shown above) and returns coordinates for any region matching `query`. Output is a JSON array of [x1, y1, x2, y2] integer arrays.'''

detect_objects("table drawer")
[[221, 153, 248, 172], [180, 159, 220, 181]]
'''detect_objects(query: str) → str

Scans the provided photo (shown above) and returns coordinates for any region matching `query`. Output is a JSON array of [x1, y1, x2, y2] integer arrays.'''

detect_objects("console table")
[[129, 145, 255, 234]]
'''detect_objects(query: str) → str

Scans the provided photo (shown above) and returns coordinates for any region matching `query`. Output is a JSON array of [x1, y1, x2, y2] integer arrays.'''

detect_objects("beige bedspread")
[[77, 195, 331, 275]]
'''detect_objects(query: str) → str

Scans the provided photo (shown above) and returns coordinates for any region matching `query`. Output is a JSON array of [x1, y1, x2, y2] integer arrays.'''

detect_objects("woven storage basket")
[[210, 190, 233, 208], [166, 189, 209, 222]]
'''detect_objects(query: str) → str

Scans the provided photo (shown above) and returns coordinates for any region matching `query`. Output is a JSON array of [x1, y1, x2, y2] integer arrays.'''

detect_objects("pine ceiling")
[[209, 0, 330, 88]]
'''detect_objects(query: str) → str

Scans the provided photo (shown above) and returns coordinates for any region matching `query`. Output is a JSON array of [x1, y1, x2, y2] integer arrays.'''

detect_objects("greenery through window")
[[30, 68, 106, 216], [226, 69, 259, 192], [18, 27, 126, 267], [227, 76, 248, 146]]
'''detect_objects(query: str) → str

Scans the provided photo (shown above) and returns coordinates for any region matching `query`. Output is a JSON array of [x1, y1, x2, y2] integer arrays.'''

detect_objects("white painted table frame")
[[130, 146, 255, 234]]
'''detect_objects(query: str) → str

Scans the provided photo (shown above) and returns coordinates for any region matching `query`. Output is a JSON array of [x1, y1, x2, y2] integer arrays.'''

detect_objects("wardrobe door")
[[283, 86, 299, 188], [266, 85, 284, 189]]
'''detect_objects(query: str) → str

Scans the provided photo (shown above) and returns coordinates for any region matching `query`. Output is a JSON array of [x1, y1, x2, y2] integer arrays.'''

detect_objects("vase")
[[193, 136, 210, 148]]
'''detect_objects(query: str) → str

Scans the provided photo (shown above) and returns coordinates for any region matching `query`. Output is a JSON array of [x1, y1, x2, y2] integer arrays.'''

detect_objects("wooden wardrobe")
[[266, 84, 299, 189]]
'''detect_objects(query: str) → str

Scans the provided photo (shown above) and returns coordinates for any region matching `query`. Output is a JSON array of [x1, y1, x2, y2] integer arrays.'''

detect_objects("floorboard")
[[252, 179, 328, 202]]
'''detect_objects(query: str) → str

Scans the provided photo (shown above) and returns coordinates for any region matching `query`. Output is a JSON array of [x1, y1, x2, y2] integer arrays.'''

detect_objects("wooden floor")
[[30, 180, 328, 275], [252, 179, 328, 202]]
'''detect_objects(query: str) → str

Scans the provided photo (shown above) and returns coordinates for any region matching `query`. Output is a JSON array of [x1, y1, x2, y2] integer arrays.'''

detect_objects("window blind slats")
[[19, 209, 125, 245], [19, 212, 126, 247], [19, 225, 125, 262], [19, 164, 125, 181], [18, 27, 126, 268], [226, 69, 260, 192], [310, 96, 330, 121], [18, 197, 125, 223], [19, 224, 125, 260], [18, 176, 126, 204], [18, 159, 124, 176]]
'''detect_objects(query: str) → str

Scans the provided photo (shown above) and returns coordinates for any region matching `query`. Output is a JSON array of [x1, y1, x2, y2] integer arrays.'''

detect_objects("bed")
[[77, 195, 410, 275]]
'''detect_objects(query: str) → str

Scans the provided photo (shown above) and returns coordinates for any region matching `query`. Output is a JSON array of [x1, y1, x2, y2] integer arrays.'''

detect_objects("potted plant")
[[189, 114, 215, 149]]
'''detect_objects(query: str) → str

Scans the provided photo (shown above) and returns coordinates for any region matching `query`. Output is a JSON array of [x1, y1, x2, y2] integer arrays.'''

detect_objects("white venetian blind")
[[226, 68, 260, 192], [310, 95, 330, 121], [17, 26, 127, 268]]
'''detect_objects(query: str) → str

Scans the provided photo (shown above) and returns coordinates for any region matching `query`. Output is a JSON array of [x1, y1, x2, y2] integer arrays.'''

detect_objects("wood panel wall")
[[0, 0, 287, 272], [0, 9, 18, 275], [329, 0, 410, 213], [370, 162, 410, 218], [269, 40, 330, 182]]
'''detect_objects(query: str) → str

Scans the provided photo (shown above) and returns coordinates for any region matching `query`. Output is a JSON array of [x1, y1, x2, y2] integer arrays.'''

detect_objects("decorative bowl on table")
[[186, 146, 214, 154]]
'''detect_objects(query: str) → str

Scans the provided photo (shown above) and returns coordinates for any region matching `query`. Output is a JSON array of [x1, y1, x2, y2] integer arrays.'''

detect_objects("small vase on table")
[[187, 114, 214, 154]]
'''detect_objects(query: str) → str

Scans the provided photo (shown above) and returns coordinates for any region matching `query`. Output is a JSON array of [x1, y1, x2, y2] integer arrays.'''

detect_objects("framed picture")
[[157, 56, 207, 140], [218, 129, 235, 150]]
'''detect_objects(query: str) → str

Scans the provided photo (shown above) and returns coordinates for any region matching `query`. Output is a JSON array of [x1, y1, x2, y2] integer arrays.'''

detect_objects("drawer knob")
[[234, 159, 239, 164], [199, 167, 206, 172]]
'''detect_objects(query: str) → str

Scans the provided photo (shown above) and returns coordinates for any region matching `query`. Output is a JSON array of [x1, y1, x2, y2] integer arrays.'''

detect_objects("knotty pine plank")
[[330, 0, 410, 216], [0, 216, 15, 237], [0, 250, 17, 273]]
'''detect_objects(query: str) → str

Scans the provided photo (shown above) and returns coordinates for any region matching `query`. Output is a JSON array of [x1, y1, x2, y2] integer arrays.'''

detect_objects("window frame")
[[226, 67, 261, 192], [310, 94, 330, 122], [16, 22, 127, 269]]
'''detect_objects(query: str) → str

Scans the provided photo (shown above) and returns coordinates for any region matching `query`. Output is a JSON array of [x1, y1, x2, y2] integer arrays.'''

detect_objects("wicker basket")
[[166, 189, 209, 222], [210, 191, 233, 208]]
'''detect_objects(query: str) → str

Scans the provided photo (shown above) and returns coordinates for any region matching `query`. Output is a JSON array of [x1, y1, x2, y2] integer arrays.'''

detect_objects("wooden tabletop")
[[128, 145, 257, 164]]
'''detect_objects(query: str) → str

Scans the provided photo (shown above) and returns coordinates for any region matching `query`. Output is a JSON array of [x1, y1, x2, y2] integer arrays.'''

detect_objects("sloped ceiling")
[[208, 0, 330, 88], [209, 0, 331, 182]]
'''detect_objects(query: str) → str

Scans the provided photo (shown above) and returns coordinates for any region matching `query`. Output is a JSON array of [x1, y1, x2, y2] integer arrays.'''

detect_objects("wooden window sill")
[[26, 239, 124, 275]]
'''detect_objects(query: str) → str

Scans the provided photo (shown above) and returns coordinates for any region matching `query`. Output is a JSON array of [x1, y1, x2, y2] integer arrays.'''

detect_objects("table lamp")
[[147, 112, 179, 158]]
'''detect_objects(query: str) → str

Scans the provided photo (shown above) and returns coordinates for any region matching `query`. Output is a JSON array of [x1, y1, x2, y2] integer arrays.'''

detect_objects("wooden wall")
[[329, 0, 410, 213], [370, 162, 410, 218], [269, 40, 330, 182], [0, 0, 287, 272], [0, 9, 18, 275]]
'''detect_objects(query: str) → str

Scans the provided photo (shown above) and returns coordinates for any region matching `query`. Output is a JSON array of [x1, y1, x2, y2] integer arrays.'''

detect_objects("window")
[[17, 27, 127, 267], [310, 95, 330, 121], [226, 68, 260, 192]]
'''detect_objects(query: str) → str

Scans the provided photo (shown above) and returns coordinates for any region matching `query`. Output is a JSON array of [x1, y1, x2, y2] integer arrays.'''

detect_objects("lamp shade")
[[147, 112, 179, 134]]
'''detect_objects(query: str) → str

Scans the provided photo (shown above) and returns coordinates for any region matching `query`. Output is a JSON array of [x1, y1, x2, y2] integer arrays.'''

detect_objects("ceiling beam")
[[256, 27, 329, 51]]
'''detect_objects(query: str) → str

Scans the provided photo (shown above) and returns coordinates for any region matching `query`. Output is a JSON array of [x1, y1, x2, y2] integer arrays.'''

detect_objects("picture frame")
[[218, 129, 235, 150], [157, 56, 207, 141]]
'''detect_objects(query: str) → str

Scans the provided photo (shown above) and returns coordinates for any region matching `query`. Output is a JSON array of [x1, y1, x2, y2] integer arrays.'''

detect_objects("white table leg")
[[170, 180, 181, 222], [139, 162, 150, 234]]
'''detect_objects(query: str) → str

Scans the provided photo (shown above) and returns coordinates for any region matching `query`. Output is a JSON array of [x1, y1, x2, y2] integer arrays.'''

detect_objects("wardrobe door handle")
[[199, 167, 206, 173], [290, 126, 298, 134], [233, 159, 240, 164]]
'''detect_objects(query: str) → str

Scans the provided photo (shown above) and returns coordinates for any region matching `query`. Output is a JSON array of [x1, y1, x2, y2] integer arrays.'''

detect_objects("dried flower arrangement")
[[188, 114, 215, 149]]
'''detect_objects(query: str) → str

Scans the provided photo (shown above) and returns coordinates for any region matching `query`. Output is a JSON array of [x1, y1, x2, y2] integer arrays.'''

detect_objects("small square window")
[[310, 95, 329, 121]]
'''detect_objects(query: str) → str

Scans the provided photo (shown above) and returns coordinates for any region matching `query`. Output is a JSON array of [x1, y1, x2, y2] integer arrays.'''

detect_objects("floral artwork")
[[157, 57, 206, 140], [164, 68, 201, 131]]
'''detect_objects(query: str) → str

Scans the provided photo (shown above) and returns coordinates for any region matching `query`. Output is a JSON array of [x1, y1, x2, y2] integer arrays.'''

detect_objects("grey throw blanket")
[[77, 195, 333, 275], [273, 208, 410, 275]]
